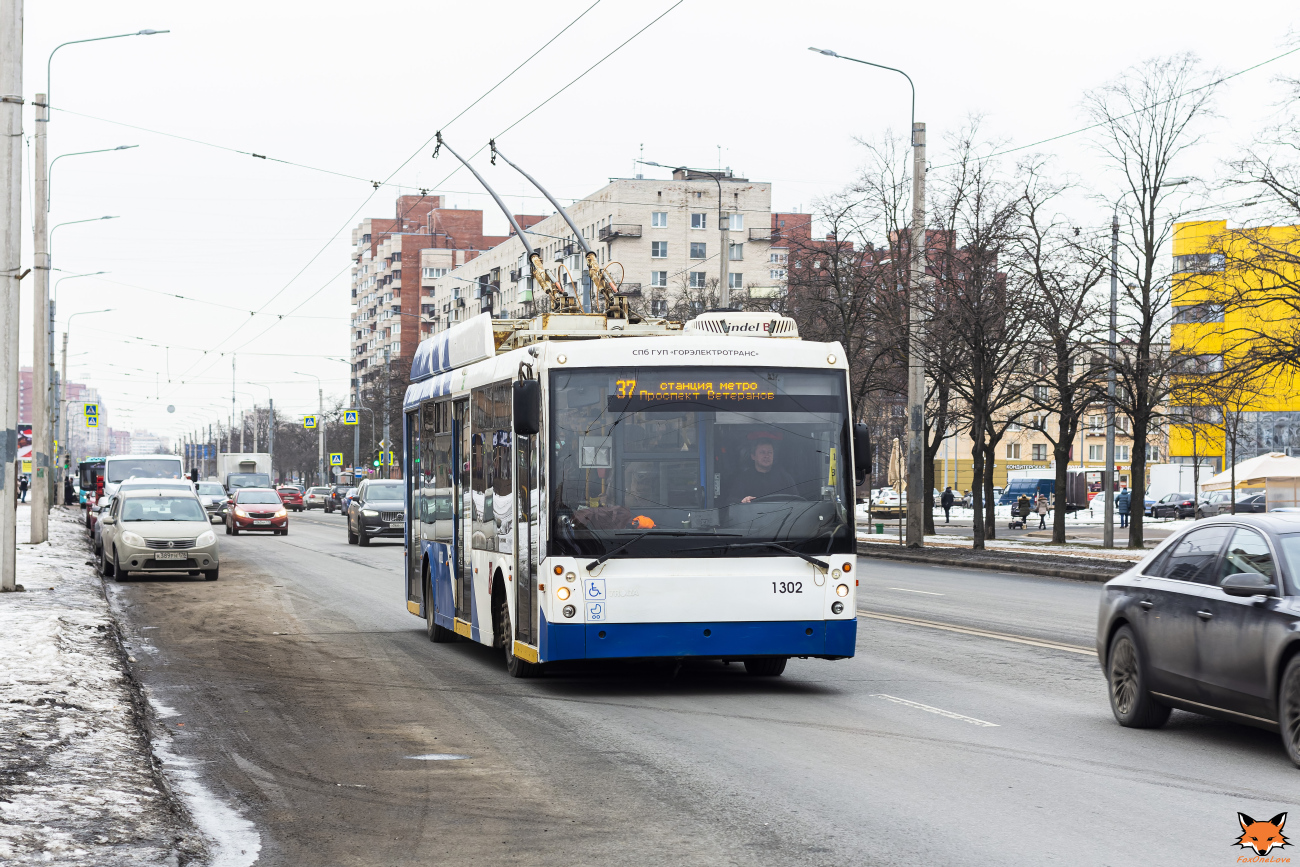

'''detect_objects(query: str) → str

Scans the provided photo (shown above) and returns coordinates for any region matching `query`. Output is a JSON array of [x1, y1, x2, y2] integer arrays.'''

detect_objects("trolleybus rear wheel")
[[743, 657, 788, 677], [426, 572, 457, 643]]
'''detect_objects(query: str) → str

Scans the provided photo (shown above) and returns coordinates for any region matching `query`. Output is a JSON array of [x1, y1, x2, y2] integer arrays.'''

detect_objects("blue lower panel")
[[539, 618, 857, 662]]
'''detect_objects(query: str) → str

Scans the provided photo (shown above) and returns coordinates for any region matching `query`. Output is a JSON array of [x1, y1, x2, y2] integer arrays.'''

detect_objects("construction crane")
[[433, 133, 578, 314], [489, 140, 639, 323]]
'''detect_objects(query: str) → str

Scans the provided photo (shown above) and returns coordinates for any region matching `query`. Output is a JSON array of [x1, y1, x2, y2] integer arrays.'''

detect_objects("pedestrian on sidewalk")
[[1116, 486, 1131, 529], [64, 476, 76, 506], [1015, 493, 1032, 529], [1036, 493, 1049, 529], [941, 486, 955, 524], [18, 474, 28, 503]]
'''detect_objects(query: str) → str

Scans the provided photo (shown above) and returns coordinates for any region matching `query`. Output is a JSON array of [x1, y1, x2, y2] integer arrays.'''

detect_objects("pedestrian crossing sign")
[[84, 402, 98, 416], [304, 415, 318, 429], [329, 453, 343, 466], [343, 410, 358, 425], [86, 415, 99, 428], [85, 402, 99, 428]]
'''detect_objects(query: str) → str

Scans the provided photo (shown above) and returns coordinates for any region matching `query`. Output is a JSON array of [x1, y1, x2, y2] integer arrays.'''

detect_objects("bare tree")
[[1084, 53, 1218, 549], [1011, 159, 1109, 543], [923, 125, 1038, 548]]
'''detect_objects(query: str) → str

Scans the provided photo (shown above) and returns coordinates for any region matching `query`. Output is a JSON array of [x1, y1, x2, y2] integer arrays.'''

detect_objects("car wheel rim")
[[1285, 669, 1300, 758], [1110, 638, 1138, 715]]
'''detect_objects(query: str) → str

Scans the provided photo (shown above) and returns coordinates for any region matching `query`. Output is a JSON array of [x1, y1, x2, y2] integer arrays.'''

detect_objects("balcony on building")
[[748, 227, 772, 241], [598, 224, 642, 241]]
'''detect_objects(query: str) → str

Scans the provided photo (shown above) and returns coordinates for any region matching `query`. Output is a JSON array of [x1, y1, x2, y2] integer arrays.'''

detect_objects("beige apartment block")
[[424, 171, 780, 327]]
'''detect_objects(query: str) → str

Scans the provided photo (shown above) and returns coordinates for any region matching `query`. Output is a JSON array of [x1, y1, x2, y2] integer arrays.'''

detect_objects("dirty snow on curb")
[[0, 505, 206, 865]]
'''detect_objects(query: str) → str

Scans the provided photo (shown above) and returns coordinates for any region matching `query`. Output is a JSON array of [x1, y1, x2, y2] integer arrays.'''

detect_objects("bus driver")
[[733, 439, 798, 503]]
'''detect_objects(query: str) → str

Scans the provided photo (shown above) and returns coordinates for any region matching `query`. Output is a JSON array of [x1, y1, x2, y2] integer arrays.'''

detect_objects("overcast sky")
[[17, 0, 1298, 442]]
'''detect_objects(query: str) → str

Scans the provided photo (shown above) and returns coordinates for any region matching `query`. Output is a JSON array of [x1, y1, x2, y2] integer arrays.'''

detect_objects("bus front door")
[[454, 398, 472, 626]]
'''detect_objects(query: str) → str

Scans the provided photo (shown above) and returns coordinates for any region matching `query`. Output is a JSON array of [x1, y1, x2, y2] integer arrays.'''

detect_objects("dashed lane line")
[[870, 693, 1000, 727], [887, 587, 945, 596], [858, 609, 1095, 656]]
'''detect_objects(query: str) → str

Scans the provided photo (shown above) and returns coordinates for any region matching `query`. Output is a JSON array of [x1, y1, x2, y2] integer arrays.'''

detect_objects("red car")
[[276, 486, 305, 512], [226, 488, 290, 535]]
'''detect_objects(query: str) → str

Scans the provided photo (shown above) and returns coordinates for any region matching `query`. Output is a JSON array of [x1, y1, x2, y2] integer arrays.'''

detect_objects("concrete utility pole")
[[1104, 207, 1118, 549], [718, 179, 730, 308], [318, 386, 325, 485], [230, 356, 236, 454], [267, 398, 274, 479], [1, 0, 23, 592], [353, 381, 361, 480], [30, 92, 49, 541], [905, 122, 927, 548]]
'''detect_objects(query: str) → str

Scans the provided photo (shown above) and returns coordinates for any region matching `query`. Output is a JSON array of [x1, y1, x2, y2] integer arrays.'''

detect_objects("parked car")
[[195, 481, 228, 523], [226, 488, 290, 536], [277, 486, 306, 512], [1148, 492, 1194, 519], [97, 488, 219, 581], [90, 494, 116, 556], [1235, 493, 1268, 514], [1096, 513, 1300, 767], [304, 486, 330, 510], [346, 479, 405, 546], [1196, 490, 1234, 519]]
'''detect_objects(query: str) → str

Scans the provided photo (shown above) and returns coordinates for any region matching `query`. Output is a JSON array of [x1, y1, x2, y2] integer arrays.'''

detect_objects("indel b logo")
[[1235, 812, 1289, 858]]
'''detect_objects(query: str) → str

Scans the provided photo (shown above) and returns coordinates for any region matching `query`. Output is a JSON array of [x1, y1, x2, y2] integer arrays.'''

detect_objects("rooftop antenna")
[[492, 139, 639, 323], [637, 143, 644, 179], [433, 133, 575, 312]]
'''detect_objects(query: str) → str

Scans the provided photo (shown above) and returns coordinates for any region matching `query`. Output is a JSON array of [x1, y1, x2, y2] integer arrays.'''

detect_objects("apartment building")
[[349, 196, 544, 389], [423, 170, 779, 327], [1168, 219, 1300, 467]]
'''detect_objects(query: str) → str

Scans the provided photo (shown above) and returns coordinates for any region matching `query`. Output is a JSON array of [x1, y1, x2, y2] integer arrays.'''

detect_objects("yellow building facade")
[[1169, 220, 1300, 466]]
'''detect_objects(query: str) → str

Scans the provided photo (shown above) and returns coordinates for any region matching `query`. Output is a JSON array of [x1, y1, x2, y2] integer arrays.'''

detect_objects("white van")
[[102, 454, 186, 500]]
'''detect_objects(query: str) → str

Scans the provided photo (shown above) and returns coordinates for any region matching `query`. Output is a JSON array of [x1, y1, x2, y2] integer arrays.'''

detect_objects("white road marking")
[[871, 694, 1000, 727], [858, 610, 1094, 655], [887, 587, 945, 596], [406, 754, 469, 761]]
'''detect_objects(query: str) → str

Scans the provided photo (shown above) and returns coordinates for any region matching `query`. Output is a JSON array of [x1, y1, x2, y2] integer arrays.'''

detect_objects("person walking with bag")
[[1035, 493, 1049, 529], [941, 486, 955, 524]]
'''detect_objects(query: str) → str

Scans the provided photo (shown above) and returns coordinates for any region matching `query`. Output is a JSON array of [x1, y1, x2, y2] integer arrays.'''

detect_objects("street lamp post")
[[249, 382, 275, 481], [638, 159, 731, 307], [29, 28, 167, 542], [47, 145, 136, 205], [810, 46, 926, 547], [296, 371, 325, 486]]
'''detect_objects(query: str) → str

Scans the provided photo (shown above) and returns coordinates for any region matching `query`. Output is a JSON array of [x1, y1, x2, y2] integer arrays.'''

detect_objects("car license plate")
[[254, 520, 271, 525], [154, 552, 186, 561], [389, 521, 404, 529]]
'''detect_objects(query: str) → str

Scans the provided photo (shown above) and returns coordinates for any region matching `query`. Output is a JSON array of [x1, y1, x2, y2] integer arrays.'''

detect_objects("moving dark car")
[[346, 479, 405, 546], [325, 483, 351, 514], [1096, 514, 1300, 766], [226, 488, 290, 535]]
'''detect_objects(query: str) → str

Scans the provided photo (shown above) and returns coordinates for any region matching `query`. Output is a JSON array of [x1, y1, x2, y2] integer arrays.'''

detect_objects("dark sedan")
[[325, 483, 352, 514], [1149, 492, 1194, 519], [346, 479, 405, 547], [1096, 514, 1300, 766]]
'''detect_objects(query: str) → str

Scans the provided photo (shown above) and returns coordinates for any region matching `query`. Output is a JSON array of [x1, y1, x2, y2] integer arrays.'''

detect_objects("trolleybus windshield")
[[551, 366, 852, 559]]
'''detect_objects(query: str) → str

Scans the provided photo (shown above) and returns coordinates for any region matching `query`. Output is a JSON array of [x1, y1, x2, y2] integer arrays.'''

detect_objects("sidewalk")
[[0, 504, 207, 866]]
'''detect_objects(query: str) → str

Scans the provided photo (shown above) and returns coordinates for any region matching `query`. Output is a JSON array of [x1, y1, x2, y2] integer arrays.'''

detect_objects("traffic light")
[[372, 448, 382, 468]]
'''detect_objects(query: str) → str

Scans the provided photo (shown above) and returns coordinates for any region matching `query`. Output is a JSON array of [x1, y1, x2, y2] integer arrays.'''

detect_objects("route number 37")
[[772, 581, 803, 594], [615, 379, 637, 398]]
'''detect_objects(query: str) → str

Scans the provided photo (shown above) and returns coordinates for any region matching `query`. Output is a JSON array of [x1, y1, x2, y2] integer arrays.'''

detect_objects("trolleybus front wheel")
[[425, 572, 457, 643], [495, 589, 541, 678]]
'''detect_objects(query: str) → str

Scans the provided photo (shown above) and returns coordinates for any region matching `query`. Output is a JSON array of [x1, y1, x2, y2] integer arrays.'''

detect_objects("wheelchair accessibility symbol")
[[584, 579, 606, 600], [587, 602, 606, 622]]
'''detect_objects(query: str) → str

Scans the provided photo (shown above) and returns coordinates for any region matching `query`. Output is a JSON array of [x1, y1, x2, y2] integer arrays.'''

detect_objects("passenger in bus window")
[[732, 439, 798, 504]]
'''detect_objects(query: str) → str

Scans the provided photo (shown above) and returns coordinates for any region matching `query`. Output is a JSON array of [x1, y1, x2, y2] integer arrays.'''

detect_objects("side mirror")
[[513, 379, 541, 436], [853, 423, 872, 486], [100, 516, 116, 525], [1220, 573, 1277, 597]]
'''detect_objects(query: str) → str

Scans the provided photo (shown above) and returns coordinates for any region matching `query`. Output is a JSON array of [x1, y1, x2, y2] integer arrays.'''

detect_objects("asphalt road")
[[104, 510, 1299, 866]]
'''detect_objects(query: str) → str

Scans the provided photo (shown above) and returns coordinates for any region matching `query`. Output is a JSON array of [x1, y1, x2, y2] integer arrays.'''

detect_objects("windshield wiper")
[[586, 530, 741, 570], [677, 541, 829, 570]]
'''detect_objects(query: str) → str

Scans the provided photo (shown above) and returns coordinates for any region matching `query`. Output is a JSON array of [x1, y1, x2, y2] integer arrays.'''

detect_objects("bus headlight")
[[835, 584, 849, 597], [831, 601, 844, 615], [555, 586, 571, 601], [562, 604, 576, 618]]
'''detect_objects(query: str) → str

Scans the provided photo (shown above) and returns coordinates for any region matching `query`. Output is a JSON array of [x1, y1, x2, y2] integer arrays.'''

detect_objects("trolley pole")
[[30, 92, 49, 541], [905, 122, 927, 548], [0, 0, 23, 591]]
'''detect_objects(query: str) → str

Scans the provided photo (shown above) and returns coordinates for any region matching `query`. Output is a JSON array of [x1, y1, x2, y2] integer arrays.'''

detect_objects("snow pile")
[[0, 505, 205, 866]]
